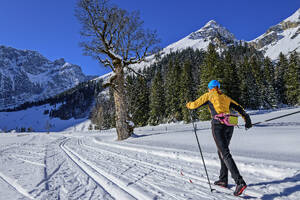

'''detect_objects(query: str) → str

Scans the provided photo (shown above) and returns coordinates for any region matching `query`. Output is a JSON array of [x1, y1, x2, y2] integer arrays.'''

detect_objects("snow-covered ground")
[[0, 107, 300, 199], [0, 104, 88, 132]]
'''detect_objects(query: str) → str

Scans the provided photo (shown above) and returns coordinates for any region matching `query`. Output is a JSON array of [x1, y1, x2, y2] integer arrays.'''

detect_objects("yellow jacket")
[[186, 89, 248, 120]]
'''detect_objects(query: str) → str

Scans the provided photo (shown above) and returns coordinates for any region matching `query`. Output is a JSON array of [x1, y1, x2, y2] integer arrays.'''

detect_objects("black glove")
[[245, 114, 252, 130]]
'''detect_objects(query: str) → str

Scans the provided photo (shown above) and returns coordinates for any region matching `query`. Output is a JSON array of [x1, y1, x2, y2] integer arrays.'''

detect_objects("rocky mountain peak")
[[152, 19, 238, 61], [0, 45, 93, 110], [250, 8, 300, 59], [189, 20, 236, 42], [203, 20, 219, 28]]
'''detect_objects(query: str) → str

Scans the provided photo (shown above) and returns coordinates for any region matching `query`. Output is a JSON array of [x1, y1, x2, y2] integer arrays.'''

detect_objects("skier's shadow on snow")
[[248, 173, 300, 199]]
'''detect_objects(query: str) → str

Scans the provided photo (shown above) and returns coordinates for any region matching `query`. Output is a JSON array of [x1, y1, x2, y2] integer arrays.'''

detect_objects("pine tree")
[[180, 60, 194, 123], [249, 56, 263, 108], [262, 57, 277, 107], [275, 53, 288, 105], [285, 52, 300, 105], [222, 52, 240, 102], [239, 57, 260, 109], [198, 43, 221, 120], [165, 61, 174, 120], [165, 60, 182, 121], [128, 75, 150, 127], [149, 70, 165, 125], [137, 76, 150, 126]]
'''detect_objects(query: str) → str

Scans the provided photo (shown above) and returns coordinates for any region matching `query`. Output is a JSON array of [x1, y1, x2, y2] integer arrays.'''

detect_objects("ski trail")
[[79, 139, 259, 199], [0, 170, 35, 200], [79, 140, 187, 200], [26, 137, 110, 200], [60, 138, 156, 200]]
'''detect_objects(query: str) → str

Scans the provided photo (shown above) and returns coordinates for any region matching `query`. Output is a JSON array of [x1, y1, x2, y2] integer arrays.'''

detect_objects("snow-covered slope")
[[0, 45, 93, 110], [0, 107, 299, 199], [0, 103, 88, 132], [250, 8, 300, 59]]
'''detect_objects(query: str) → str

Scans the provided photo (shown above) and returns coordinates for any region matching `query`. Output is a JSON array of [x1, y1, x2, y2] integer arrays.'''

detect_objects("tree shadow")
[[130, 132, 168, 138], [254, 122, 300, 127], [248, 172, 300, 199], [131, 127, 211, 138]]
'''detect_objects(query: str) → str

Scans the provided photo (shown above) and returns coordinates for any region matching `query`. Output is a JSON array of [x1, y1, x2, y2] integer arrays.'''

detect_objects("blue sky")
[[0, 0, 299, 76]]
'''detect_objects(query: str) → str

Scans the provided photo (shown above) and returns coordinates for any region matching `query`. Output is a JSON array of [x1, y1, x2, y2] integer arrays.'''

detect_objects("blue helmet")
[[208, 80, 220, 89]]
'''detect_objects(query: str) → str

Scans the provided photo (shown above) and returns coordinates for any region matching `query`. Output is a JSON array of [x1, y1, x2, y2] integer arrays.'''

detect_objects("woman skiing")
[[186, 80, 252, 196]]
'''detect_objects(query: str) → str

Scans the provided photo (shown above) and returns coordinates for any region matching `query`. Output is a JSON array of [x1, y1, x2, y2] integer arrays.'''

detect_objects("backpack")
[[214, 113, 238, 126]]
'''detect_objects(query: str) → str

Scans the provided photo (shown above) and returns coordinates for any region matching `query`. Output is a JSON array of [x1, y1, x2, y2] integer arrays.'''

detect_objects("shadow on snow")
[[249, 172, 300, 199]]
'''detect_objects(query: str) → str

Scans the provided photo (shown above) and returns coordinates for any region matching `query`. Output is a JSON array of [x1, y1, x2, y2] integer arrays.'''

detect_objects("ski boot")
[[214, 180, 228, 188], [234, 181, 247, 196]]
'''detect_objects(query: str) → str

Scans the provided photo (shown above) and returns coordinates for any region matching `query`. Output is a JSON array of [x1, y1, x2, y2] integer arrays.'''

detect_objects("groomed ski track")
[[0, 135, 264, 200]]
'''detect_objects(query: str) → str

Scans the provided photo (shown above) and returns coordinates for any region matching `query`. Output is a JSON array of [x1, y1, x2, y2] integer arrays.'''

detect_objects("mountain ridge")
[[249, 8, 300, 59], [127, 8, 300, 75]]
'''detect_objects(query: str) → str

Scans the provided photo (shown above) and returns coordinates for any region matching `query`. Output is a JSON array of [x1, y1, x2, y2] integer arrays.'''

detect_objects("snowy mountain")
[[161, 8, 300, 61], [0, 45, 94, 110], [163, 20, 238, 54], [250, 8, 300, 59], [126, 20, 239, 73], [135, 8, 300, 72]]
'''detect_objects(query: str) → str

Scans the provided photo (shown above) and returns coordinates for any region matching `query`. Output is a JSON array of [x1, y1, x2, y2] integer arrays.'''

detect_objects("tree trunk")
[[113, 65, 134, 140]]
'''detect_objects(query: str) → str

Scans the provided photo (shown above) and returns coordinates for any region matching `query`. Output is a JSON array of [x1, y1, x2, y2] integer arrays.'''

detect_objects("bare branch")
[[98, 57, 115, 71]]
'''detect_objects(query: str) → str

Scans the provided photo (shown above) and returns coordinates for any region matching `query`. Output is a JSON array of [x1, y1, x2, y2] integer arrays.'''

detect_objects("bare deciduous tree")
[[76, 0, 159, 140]]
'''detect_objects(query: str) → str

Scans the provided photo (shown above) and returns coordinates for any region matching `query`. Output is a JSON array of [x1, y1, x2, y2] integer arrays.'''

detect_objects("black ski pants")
[[211, 122, 243, 184]]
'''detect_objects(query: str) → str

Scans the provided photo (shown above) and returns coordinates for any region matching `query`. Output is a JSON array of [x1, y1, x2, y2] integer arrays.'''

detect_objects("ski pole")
[[253, 110, 300, 126], [189, 110, 214, 192]]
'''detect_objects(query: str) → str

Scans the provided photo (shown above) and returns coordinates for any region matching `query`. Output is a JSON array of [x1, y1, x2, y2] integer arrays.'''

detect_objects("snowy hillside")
[[250, 8, 300, 60], [0, 107, 299, 199], [0, 104, 88, 132], [0, 45, 94, 110]]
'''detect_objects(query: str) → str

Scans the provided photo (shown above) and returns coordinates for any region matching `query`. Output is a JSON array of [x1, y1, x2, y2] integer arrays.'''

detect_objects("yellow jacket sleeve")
[[186, 92, 209, 110]]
